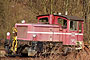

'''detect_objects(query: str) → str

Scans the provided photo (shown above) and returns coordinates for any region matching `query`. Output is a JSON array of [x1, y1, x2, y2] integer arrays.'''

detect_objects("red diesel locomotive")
[[5, 14, 84, 56]]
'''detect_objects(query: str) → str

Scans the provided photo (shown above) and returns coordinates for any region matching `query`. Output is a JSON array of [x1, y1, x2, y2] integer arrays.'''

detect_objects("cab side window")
[[58, 18, 67, 28], [39, 17, 49, 24], [70, 21, 77, 30], [79, 22, 82, 32]]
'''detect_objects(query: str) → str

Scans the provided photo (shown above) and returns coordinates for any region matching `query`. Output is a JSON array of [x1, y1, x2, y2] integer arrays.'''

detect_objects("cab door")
[[54, 16, 68, 42], [77, 21, 83, 41], [69, 21, 78, 45]]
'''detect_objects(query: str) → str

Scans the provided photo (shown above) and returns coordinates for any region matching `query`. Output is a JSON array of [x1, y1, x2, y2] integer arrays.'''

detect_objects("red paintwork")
[[15, 14, 84, 45]]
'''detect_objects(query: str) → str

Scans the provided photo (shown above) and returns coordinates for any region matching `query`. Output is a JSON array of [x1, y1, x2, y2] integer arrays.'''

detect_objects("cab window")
[[70, 21, 77, 30], [58, 18, 67, 28], [39, 17, 49, 24], [79, 22, 82, 32]]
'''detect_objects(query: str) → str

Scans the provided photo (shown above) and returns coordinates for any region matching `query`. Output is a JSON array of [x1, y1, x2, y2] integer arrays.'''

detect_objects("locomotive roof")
[[55, 15, 84, 21], [37, 14, 84, 21]]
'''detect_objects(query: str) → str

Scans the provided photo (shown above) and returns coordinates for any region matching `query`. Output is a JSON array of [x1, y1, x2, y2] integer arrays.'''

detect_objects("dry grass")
[[1, 46, 90, 60]]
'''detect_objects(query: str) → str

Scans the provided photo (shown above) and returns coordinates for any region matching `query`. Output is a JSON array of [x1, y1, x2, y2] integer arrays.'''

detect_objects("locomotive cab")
[[37, 14, 84, 45]]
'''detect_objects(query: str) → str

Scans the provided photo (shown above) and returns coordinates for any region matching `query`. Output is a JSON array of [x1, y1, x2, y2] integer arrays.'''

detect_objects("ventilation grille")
[[17, 26, 28, 39]]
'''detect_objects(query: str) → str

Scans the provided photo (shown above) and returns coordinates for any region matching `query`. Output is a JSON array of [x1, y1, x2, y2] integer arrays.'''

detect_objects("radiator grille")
[[17, 26, 28, 39]]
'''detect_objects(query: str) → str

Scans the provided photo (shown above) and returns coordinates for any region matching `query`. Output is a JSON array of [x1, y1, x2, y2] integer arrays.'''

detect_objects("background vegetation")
[[0, 0, 90, 43]]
